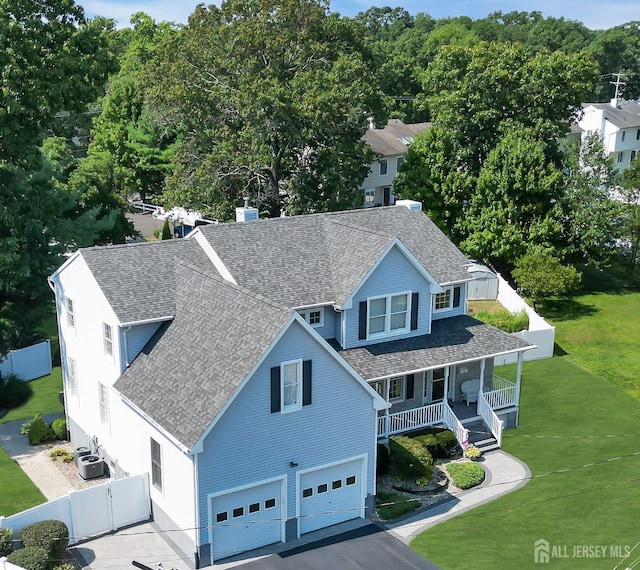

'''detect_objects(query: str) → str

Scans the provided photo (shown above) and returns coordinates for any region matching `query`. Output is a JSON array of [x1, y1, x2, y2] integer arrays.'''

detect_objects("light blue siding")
[[334, 309, 343, 345], [123, 322, 164, 365], [195, 320, 377, 547], [344, 245, 434, 349], [311, 307, 336, 340], [431, 283, 468, 321]]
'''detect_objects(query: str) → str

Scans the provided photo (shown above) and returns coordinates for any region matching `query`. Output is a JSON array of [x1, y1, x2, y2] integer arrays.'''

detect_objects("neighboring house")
[[50, 205, 531, 567], [578, 98, 640, 169], [360, 119, 430, 208]]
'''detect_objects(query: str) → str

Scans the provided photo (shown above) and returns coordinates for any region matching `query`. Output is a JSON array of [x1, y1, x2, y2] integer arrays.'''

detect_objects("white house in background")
[[578, 98, 640, 169], [360, 119, 430, 207], [49, 205, 531, 567]]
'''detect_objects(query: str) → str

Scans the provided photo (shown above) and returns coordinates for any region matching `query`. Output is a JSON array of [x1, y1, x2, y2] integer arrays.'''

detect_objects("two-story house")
[[50, 205, 531, 567], [360, 119, 430, 208], [578, 98, 640, 169]]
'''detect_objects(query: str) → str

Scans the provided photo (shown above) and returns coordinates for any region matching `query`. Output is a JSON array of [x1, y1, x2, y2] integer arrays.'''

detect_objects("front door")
[[423, 368, 446, 404]]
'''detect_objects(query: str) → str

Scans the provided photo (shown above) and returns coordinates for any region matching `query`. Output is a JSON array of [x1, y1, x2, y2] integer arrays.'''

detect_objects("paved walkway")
[[0, 413, 75, 501], [387, 450, 531, 543]]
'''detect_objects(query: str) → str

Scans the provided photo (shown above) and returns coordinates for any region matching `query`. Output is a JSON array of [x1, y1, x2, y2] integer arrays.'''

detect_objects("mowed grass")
[[0, 446, 46, 516], [411, 358, 640, 569], [1, 367, 64, 425], [544, 290, 640, 400]]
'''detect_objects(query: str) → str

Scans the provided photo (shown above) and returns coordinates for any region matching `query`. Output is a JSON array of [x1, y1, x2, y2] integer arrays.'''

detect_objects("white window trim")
[[98, 382, 110, 425], [103, 322, 114, 357], [150, 438, 163, 492], [299, 307, 324, 328], [388, 376, 405, 403], [67, 357, 77, 397], [281, 359, 303, 413], [366, 292, 411, 340], [65, 297, 75, 329], [433, 287, 453, 313], [379, 158, 388, 176]]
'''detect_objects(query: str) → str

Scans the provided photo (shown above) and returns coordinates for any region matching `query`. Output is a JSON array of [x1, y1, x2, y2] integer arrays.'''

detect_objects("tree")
[[461, 124, 564, 267], [148, 0, 387, 218], [620, 157, 640, 282], [0, 0, 116, 167], [512, 249, 582, 310]]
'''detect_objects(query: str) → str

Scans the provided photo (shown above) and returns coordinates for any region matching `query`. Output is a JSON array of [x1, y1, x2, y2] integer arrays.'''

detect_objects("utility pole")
[[610, 72, 626, 102]]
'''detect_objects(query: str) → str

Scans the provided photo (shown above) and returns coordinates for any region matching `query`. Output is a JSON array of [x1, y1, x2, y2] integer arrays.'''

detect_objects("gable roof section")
[[363, 119, 431, 156], [114, 264, 293, 449], [196, 206, 470, 309], [583, 101, 640, 130], [80, 239, 212, 324], [332, 315, 533, 381]]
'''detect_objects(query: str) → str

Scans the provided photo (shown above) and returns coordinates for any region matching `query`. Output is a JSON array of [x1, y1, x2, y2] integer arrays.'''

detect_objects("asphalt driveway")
[[230, 524, 440, 570]]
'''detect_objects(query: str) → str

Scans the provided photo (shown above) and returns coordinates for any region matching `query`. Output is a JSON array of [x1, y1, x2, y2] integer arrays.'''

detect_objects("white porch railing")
[[376, 401, 470, 450], [377, 403, 443, 437], [484, 375, 517, 410], [492, 374, 516, 391], [478, 392, 504, 447], [442, 400, 469, 449]]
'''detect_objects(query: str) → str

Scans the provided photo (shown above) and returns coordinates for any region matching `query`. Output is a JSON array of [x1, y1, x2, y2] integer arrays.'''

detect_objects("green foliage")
[[21, 413, 56, 446], [53, 565, 76, 570], [410, 429, 458, 459], [463, 445, 482, 460], [474, 309, 529, 333], [51, 418, 68, 441], [376, 491, 420, 520], [513, 250, 582, 309], [7, 546, 49, 570], [0, 527, 13, 556], [376, 443, 390, 475], [0, 374, 33, 409], [1, 369, 63, 426], [19, 519, 69, 562], [161, 220, 172, 240], [389, 436, 433, 482], [620, 157, 640, 282], [446, 461, 485, 489]]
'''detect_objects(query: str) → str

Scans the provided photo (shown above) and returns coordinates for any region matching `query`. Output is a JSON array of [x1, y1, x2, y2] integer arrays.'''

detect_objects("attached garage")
[[298, 457, 366, 535], [209, 477, 285, 561]]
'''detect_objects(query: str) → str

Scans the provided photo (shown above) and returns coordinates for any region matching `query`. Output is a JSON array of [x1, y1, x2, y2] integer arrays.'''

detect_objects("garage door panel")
[[299, 459, 364, 535], [211, 479, 283, 561]]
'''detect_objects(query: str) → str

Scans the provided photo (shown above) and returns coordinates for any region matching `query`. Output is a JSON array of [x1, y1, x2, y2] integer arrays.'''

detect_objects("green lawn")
[[1, 367, 64, 425], [411, 357, 640, 569], [0, 447, 46, 516]]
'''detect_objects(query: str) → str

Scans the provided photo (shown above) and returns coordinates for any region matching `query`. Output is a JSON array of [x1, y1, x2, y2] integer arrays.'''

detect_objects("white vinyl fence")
[[0, 474, 150, 545], [494, 272, 555, 365], [0, 340, 52, 381]]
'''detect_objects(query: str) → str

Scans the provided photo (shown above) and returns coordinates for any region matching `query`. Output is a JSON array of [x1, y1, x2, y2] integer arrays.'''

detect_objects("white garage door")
[[299, 458, 365, 535], [210, 479, 284, 561]]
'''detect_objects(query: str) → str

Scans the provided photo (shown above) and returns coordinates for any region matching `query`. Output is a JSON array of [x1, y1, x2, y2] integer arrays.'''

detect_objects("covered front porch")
[[332, 315, 532, 450]]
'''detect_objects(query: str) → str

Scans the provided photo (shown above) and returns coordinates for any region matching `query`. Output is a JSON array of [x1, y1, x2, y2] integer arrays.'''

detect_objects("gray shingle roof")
[[584, 101, 640, 129], [332, 315, 532, 381], [114, 264, 292, 449], [363, 119, 431, 156], [197, 206, 471, 308], [80, 239, 211, 323]]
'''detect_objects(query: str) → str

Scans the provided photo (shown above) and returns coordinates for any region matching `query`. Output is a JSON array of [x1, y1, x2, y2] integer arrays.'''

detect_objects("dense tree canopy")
[[148, 0, 387, 219]]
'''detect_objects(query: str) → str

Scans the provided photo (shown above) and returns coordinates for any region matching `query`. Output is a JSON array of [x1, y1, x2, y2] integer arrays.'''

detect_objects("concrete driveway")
[[226, 524, 439, 570]]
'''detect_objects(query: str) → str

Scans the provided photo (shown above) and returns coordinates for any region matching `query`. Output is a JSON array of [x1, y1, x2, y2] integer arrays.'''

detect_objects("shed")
[[466, 262, 498, 300]]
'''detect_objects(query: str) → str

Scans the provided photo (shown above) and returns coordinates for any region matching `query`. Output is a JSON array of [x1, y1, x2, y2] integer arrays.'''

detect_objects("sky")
[[81, 0, 638, 31]]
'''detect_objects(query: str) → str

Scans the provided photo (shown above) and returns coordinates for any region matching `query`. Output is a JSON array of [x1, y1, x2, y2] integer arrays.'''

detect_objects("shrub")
[[474, 308, 529, 333], [51, 418, 67, 441], [0, 527, 14, 556], [389, 436, 433, 483], [49, 447, 74, 463], [0, 373, 33, 409], [161, 219, 172, 240], [376, 491, 420, 520], [464, 445, 482, 460], [19, 519, 69, 562], [376, 443, 390, 475], [446, 462, 485, 489], [412, 429, 458, 459], [7, 546, 49, 570], [24, 415, 56, 446], [52, 565, 76, 570]]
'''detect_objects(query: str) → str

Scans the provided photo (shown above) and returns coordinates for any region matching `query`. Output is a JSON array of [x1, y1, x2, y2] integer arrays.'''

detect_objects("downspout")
[[193, 451, 201, 569], [515, 351, 523, 427], [122, 326, 132, 369]]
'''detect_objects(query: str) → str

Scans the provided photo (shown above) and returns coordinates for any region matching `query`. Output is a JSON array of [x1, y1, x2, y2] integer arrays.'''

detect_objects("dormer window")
[[300, 308, 324, 328], [433, 286, 462, 312], [368, 293, 409, 338]]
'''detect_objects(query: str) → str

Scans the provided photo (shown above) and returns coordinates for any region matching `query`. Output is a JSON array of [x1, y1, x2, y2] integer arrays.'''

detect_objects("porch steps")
[[466, 421, 499, 453]]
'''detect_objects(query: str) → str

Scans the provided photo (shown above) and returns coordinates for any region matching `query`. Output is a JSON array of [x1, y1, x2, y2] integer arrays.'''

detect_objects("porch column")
[[515, 351, 523, 426], [384, 378, 390, 437], [444, 367, 450, 402], [479, 359, 486, 395]]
